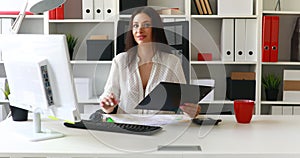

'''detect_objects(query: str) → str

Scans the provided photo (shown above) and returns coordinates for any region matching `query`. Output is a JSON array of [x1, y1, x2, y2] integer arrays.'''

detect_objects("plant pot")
[[69, 48, 74, 60], [265, 89, 279, 101], [9, 105, 28, 121]]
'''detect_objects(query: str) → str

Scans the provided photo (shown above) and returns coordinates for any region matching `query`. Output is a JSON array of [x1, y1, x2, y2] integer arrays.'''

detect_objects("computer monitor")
[[0, 34, 81, 141]]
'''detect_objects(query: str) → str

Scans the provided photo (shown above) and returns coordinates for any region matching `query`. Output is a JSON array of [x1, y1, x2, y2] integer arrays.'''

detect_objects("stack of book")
[[193, 0, 213, 15]]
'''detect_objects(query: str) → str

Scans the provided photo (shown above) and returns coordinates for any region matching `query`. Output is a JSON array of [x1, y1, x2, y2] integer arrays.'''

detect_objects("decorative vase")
[[9, 105, 28, 121], [265, 89, 279, 101]]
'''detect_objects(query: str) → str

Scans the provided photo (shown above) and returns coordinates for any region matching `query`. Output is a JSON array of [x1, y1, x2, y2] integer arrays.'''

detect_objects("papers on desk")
[[104, 114, 191, 126]]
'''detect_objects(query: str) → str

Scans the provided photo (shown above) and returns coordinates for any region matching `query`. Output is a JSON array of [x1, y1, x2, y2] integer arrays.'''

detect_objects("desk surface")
[[0, 115, 300, 158]]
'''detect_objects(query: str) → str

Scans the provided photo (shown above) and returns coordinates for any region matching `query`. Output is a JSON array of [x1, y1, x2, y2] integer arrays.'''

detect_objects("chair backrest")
[[116, 20, 190, 82]]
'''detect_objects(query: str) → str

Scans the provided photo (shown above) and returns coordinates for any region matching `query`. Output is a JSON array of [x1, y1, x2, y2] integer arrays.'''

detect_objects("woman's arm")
[[99, 57, 120, 113]]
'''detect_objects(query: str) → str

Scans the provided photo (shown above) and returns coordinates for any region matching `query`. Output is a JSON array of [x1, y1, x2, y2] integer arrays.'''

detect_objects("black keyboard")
[[64, 120, 162, 135]]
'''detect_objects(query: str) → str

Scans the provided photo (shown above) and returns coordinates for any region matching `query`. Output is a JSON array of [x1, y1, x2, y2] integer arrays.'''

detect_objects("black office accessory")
[[89, 109, 105, 122], [192, 118, 222, 126], [158, 145, 201, 151], [226, 77, 256, 100], [86, 40, 114, 61], [135, 82, 214, 112], [291, 17, 300, 61], [64, 120, 162, 135], [116, 20, 190, 82], [119, 0, 148, 14]]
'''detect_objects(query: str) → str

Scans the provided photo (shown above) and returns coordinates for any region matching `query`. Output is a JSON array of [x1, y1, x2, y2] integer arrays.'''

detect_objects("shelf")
[[262, 62, 300, 66], [70, 61, 112, 64], [190, 61, 257, 65], [198, 100, 233, 104], [119, 14, 186, 19], [263, 10, 300, 15], [49, 19, 115, 23], [0, 15, 44, 19], [0, 100, 9, 104], [261, 101, 300, 105], [191, 15, 258, 19]]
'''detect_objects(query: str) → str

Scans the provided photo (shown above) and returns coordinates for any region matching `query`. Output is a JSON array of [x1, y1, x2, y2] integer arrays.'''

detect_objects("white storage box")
[[84, 104, 100, 116], [0, 104, 8, 121], [74, 78, 93, 100], [283, 70, 300, 101], [218, 0, 253, 16], [0, 78, 6, 101], [191, 79, 215, 102]]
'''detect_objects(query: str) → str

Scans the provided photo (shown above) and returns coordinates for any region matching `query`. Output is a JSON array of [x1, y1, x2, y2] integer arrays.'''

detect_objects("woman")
[[99, 7, 200, 118]]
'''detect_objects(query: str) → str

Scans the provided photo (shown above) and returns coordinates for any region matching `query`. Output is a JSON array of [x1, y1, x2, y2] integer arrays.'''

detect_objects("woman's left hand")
[[179, 103, 201, 118]]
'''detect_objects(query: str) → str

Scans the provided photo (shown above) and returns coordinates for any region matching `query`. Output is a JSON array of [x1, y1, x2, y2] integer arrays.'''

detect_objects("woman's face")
[[132, 13, 152, 45]]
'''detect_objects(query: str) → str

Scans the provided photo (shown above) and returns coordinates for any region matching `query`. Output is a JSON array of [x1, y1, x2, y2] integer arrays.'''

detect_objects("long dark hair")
[[125, 7, 170, 53]]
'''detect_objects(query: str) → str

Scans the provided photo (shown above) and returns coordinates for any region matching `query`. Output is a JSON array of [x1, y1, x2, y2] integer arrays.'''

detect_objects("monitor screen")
[[0, 34, 81, 141]]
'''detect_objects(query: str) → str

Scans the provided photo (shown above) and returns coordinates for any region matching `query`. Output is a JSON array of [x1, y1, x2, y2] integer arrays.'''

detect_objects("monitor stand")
[[16, 112, 64, 141]]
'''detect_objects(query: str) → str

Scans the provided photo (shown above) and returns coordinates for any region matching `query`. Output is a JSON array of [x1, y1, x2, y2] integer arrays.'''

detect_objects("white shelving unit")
[[2, 0, 300, 115], [260, 0, 300, 115]]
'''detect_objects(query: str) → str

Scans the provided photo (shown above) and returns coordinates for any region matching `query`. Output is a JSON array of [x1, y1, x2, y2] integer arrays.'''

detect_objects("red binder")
[[262, 16, 271, 62], [48, 9, 56, 20], [55, 4, 64, 19], [0, 11, 33, 15], [270, 16, 279, 62]]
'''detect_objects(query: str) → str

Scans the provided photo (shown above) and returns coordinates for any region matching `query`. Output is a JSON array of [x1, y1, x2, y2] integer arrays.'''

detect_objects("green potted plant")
[[262, 73, 281, 101], [2, 81, 28, 121], [66, 33, 78, 60]]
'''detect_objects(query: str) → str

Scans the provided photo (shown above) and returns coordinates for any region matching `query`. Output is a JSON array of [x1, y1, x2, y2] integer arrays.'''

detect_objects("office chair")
[[116, 20, 190, 82]]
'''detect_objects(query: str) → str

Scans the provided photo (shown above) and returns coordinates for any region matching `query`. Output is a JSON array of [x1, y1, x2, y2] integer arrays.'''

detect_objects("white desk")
[[0, 115, 300, 158]]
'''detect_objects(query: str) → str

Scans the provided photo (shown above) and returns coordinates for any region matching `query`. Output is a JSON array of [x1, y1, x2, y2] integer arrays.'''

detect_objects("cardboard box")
[[74, 78, 92, 100], [218, 0, 253, 16], [231, 72, 255, 80], [157, 8, 183, 15], [86, 40, 114, 61], [226, 77, 255, 100], [283, 70, 300, 101], [191, 79, 215, 102]]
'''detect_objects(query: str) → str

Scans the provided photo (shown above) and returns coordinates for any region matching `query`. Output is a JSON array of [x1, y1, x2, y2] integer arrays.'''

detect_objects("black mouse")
[[89, 109, 104, 122]]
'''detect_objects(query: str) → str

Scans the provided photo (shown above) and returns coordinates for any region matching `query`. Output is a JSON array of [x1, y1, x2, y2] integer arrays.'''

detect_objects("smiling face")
[[132, 13, 153, 45]]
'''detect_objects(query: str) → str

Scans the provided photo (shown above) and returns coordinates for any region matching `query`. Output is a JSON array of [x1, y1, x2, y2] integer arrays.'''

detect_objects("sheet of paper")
[[103, 114, 191, 126]]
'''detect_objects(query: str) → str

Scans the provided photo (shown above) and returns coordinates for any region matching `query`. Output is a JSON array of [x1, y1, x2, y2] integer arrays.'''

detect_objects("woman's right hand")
[[100, 93, 119, 114]]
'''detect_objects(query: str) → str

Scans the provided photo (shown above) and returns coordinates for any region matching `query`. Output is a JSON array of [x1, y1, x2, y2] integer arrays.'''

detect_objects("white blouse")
[[99, 51, 186, 114]]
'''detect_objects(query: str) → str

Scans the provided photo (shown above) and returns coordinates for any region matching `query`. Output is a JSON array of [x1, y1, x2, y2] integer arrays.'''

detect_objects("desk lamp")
[[10, 0, 66, 34]]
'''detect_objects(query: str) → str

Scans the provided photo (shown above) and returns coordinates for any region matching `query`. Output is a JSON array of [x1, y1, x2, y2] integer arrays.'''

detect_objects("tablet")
[[135, 82, 214, 111]]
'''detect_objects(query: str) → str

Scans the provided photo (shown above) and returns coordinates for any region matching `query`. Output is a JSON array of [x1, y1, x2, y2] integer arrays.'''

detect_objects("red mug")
[[234, 100, 254, 123]]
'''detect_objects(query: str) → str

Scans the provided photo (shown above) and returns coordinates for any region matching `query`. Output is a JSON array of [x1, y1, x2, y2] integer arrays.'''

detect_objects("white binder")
[[175, 18, 185, 45], [82, 0, 94, 19], [234, 19, 246, 61], [1, 18, 13, 34], [103, 0, 116, 20], [245, 19, 257, 61], [294, 107, 300, 115], [94, 0, 104, 20], [163, 18, 175, 45], [283, 106, 293, 115], [272, 106, 283, 115], [221, 19, 234, 62], [0, 19, 2, 34]]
